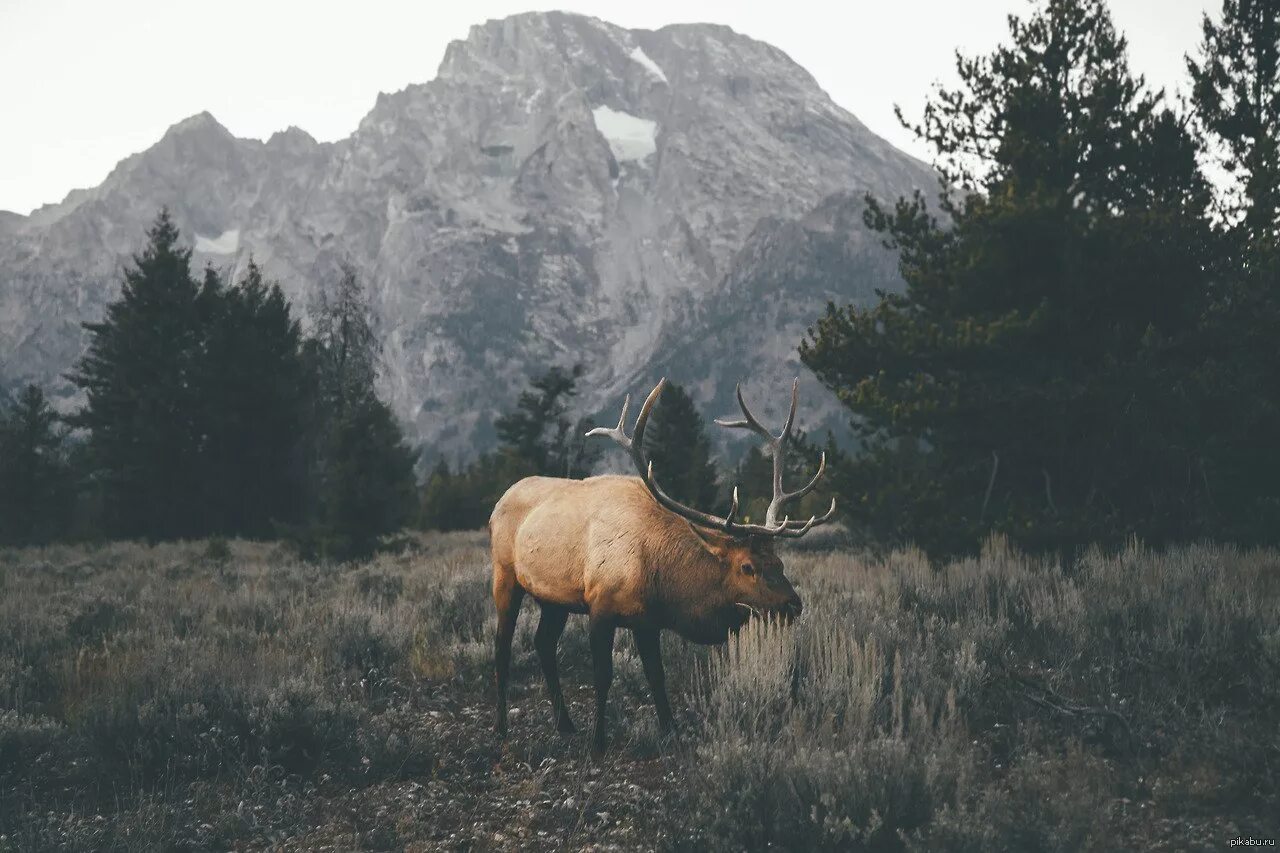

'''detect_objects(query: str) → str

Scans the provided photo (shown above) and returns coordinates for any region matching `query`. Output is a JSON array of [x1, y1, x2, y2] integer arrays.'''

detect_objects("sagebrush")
[[0, 533, 1275, 850]]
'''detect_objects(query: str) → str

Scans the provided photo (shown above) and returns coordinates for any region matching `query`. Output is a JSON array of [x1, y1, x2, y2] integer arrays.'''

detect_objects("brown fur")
[[489, 474, 802, 754]]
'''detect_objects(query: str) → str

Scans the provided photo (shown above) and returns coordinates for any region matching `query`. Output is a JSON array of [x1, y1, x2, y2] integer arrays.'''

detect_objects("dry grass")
[[0, 533, 1276, 850]]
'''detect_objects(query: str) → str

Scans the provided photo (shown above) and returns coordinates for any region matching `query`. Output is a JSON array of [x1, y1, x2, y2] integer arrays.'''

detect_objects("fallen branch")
[[997, 663, 1134, 752]]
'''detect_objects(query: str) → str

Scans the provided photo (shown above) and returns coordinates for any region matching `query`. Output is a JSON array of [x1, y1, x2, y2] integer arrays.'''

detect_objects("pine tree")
[[69, 209, 208, 539], [199, 260, 308, 536], [1189, 0, 1280, 243], [1189, 0, 1280, 542], [319, 389, 418, 558], [494, 365, 599, 477], [419, 459, 460, 531], [69, 214, 316, 542], [298, 265, 417, 559], [801, 0, 1216, 554], [641, 381, 719, 509], [0, 385, 72, 545], [312, 264, 378, 404]]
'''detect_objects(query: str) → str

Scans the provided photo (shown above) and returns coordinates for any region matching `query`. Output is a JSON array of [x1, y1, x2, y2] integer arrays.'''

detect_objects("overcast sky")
[[0, 0, 1211, 215]]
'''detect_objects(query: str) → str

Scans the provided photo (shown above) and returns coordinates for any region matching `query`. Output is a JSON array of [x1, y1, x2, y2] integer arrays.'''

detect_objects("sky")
[[0, 0, 1212, 216]]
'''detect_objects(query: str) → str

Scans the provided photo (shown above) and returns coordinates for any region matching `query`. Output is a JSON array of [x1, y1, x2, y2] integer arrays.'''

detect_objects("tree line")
[[1, 212, 416, 558], [4, 0, 1277, 558], [416, 371, 832, 532], [0, 212, 763, 554], [801, 0, 1280, 554]]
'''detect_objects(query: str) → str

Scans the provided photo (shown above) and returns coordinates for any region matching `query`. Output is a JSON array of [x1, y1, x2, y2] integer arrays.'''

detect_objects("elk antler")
[[586, 379, 835, 538], [715, 379, 836, 532]]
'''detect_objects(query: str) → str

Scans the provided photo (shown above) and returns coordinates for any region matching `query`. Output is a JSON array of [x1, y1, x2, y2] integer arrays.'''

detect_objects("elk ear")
[[687, 522, 731, 556]]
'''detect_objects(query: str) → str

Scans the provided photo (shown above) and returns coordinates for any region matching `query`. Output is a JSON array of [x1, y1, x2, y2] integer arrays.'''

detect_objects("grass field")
[[0, 532, 1276, 851]]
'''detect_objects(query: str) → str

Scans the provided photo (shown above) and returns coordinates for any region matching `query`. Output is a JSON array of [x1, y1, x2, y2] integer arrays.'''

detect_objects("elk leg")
[[535, 604, 575, 733], [633, 627, 676, 735], [493, 569, 525, 738], [588, 615, 616, 757]]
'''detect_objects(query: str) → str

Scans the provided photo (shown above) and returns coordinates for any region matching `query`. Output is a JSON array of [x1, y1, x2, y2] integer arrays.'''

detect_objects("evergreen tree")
[[419, 459, 461, 531], [494, 365, 599, 477], [199, 260, 309, 536], [0, 385, 72, 545], [69, 213, 315, 541], [1188, 0, 1280, 542], [69, 210, 208, 539], [1189, 0, 1280, 242], [318, 389, 418, 557], [801, 0, 1216, 554], [312, 264, 378, 403], [298, 265, 417, 559], [641, 381, 719, 509]]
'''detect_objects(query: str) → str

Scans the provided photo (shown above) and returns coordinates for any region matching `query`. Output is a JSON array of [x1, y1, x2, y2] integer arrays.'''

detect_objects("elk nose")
[[786, 595, 803, 619]]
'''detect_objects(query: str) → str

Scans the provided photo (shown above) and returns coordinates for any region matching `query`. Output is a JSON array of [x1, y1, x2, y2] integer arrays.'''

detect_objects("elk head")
[[587, 378, 835, 626]]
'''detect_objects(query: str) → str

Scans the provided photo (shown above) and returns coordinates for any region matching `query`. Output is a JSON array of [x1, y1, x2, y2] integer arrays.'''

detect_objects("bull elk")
[[488, 378, 835, 755]]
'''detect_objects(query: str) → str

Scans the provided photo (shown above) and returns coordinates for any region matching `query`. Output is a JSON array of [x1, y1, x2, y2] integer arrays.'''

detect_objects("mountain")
[[0, 11, 932, 459]]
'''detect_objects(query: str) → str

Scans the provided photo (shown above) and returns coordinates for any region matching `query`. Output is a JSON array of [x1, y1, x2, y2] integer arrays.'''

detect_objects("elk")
[[488, 378, 835, 755]]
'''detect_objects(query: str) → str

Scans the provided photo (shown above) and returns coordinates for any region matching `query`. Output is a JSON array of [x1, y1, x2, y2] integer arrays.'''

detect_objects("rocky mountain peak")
[[164, 110, 229, 138], [0, 11, 932, 459]]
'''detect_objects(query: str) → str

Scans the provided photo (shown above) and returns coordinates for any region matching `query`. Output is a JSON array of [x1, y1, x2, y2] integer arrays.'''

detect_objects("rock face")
[[0, 12, 931, 458]]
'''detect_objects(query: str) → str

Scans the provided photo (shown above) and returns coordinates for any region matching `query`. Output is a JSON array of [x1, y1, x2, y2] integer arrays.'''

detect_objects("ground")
[[0, 531, 1276, 850]]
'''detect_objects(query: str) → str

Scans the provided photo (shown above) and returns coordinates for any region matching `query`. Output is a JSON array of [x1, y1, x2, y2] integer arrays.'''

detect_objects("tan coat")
[[490, 474, 799, 644]]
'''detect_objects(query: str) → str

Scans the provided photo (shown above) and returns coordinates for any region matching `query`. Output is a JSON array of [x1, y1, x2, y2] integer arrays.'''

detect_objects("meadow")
[[0, 531, 1276, 850]]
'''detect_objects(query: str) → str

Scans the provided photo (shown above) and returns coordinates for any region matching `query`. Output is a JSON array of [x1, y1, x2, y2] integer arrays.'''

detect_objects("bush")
[[0, 532, 1274, 849], [682, 619, 970, 851], [0, 711, 69, 785]]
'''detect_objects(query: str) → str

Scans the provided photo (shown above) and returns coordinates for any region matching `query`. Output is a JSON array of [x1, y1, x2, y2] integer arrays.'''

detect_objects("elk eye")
[[741, 562, 756, 576]]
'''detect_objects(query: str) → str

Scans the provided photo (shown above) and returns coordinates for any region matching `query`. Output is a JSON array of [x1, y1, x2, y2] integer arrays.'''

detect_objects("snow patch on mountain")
[[629, 46, 668, 83], [195, 228, 240, 254], [590, 106, 657, 161]]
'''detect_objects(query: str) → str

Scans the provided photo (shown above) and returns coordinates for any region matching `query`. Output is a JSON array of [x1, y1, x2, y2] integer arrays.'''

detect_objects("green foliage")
[[309, 264, 379, 404], [801, 0, 1217, 555], [641, 380, 720, 509], [308, 390, 418, 560], [418, 460, 463, 531], [1189, 0, 1280, 242], [494, 364, 599, 479], [1188, 0, 1280, 544], [69, 214, 414, 554], [288, 266, 417, 561], [0, 385, 73, 545], [69, 210, 210, 539], [197, 261, 309, 536], [70, 212, 313, 540], [419, 457, 521, 533], [197, 262, 312, 535]]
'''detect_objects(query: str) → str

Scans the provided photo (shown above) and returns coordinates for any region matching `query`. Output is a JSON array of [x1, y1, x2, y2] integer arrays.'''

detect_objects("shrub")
[[0, 711, 69, 785], [1, 531, 1275, 849], [682, 619, 971, 851], [324, 604, 413, 680]]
